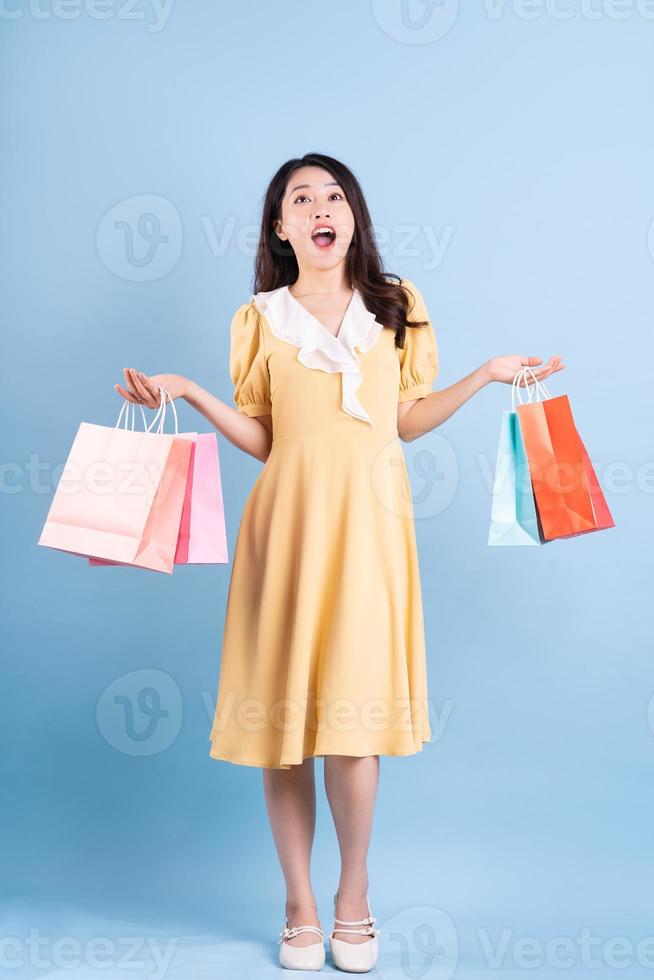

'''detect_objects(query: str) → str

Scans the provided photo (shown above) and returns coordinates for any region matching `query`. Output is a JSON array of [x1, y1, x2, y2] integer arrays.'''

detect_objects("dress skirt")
[[208, 278, 439, 769]]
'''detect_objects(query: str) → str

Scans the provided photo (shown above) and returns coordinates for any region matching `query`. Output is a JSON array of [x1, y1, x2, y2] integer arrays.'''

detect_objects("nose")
[[313, 208, 331, 221]]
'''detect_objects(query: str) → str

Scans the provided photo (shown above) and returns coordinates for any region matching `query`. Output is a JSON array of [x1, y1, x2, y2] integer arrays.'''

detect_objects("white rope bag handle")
[[146, 385, 179, 435], [511, 366, 552, 411], [114, 399, 147, 431]]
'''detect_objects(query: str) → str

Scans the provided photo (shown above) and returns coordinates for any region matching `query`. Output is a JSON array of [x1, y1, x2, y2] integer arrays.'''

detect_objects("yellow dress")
[[208, 278, 439, 769]]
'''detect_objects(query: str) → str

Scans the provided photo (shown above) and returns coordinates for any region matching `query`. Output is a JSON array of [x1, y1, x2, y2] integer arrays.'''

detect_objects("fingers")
[[539, 356, 565, 378], [517, 356, 544, 383], [515, 355, 565, 386], [525, 357, 566, 384], [114, 383, 139, 403], [121, 367, 141, 400], [116, 368, 167, 409], [136, 372, 164, 403], [126, 368, 159, 408]]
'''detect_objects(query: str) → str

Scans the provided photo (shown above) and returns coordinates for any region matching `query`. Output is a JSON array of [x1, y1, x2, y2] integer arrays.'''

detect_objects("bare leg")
[[324, 755, 380, 945], [263, 757, 322, 947]]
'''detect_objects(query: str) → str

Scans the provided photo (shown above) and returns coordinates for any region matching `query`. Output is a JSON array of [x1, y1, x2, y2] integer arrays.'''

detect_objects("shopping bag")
[[515, 368, 614, 541], [174, 432, 229, 564], [90, 394, 230, 566], [488, 372, 542, 545], [87, 389, 195, 572], [576, 431, 615, 533], [38, 392, 192, 574]]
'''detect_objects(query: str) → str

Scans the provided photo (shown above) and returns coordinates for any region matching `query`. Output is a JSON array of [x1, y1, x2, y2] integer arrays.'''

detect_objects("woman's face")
[[274, 166, 355, 273]]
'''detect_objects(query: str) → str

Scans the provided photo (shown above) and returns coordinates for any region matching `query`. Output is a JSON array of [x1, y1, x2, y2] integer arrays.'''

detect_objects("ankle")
[[335, 880, 369, 904], [285, 900, 319, 917]]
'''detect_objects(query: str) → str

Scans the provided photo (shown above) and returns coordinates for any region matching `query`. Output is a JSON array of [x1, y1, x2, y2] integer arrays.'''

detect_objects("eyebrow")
[[288, 180, 341, 195]]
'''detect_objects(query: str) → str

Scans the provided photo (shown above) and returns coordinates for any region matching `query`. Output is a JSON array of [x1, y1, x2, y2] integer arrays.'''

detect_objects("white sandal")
[[277, 916, 325, 971], [329, 892, 380, 973]]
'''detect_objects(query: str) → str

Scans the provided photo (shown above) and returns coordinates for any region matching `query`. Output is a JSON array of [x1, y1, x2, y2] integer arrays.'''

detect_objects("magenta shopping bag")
[[174, 432, 228, 564]]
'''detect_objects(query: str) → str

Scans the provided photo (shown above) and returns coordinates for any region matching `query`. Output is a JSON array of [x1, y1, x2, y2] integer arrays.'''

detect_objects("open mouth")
[[311, 226, 336, 249]]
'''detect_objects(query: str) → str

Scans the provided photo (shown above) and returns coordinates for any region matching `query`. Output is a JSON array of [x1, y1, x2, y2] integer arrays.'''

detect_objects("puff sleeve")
[[397, 278, 439, 402], [229, 302, 272, 417]]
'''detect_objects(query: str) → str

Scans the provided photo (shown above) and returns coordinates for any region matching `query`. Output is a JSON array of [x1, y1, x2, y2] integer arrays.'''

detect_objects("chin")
[[306, 245, 350, 269]]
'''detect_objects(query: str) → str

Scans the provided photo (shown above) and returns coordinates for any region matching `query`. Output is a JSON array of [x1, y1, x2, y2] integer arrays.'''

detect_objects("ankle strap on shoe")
[[332, 914, 380, 938], [278, 924, 324, 944], [334, 913, 376, 927], [332, 922, 381, 937]]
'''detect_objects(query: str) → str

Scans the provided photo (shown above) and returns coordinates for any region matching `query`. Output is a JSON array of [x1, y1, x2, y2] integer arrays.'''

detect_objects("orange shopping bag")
[[38, 391, 192, 573], [514, 368, 614, 541]]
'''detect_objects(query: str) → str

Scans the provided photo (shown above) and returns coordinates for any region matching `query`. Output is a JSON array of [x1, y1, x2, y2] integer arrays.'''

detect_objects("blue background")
[[2, 1, 653, 977]]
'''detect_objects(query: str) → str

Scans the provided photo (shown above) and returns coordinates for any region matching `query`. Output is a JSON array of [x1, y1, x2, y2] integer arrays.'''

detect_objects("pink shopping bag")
[[91, 432, 229, 566], [38, 396, 192, 574], [174, 432, 229, 564]]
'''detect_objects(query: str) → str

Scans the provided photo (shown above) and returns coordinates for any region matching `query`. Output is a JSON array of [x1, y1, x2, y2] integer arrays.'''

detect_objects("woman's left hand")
[[484, 354, 565, 385], [115, 368, 188, 407]]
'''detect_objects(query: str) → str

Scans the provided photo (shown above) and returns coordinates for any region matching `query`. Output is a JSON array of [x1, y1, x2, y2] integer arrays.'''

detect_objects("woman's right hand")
[[115, 368, 189, 408]]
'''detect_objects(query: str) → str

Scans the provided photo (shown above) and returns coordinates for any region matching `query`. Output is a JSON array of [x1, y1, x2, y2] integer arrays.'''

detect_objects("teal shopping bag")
[[487, 370, 543, 546]]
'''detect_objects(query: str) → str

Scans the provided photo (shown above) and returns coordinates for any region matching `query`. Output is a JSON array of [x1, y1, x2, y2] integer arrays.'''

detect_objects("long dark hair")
[[252, 153, 428, 349]]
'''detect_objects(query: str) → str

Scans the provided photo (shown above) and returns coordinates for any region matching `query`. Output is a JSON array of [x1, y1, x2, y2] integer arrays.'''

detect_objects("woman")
[[116, 153, 564, 972]]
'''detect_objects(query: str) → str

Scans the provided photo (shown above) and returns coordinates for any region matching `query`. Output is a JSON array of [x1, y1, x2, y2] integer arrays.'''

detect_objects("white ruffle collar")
[[250, 284, 384, 424]]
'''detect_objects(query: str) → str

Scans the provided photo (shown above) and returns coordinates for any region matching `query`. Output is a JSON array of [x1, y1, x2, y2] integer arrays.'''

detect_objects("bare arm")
[[397, 354, 565, 443], [398, 363, 491, 442], [115, 368, 272, 463], [183, 379, 272, 463]]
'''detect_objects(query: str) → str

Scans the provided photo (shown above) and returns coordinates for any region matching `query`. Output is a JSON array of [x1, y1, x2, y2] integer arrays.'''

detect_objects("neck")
[[290, 266, 351, 296]]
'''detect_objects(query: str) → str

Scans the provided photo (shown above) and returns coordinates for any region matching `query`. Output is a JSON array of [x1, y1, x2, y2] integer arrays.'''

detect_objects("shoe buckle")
[[278, 925, 299, 943]]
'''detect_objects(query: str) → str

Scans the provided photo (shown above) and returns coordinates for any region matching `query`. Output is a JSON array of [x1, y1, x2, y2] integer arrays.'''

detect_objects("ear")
[[273, 218, 286, 241]]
